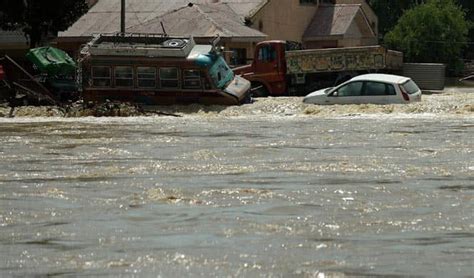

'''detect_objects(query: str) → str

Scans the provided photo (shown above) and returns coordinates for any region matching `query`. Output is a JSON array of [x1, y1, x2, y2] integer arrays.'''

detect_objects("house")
[[246, 0, 377, 48], [57, 0, 378, 65]]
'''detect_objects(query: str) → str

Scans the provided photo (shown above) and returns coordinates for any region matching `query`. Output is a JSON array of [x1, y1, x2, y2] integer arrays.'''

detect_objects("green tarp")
[[26, 47, 76, 75]]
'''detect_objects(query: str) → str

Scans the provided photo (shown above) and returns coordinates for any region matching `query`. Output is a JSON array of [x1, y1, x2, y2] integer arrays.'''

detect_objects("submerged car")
[[303, 74, 422, 105]]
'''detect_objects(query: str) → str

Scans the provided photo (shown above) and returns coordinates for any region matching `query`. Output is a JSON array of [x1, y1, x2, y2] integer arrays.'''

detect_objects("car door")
[[327, 81, 364, 104], [363, 81, 395, 104]]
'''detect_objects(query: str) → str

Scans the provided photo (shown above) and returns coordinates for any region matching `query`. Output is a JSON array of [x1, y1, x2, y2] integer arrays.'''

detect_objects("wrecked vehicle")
[[79, 34, 251, 106], [0, 46, 77, 106], [26, 46, 78, 101]]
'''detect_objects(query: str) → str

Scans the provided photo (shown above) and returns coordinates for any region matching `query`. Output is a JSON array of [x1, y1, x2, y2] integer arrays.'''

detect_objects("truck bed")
[[285, 45, 403, 75]]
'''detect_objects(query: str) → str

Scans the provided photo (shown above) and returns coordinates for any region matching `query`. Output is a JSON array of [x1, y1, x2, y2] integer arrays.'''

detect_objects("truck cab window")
[[92, 66, 111, 87], [258, 45, 275, 62], [160, 67, 179, 88], [115, 66, 133, 87], [209, 56, 234, 89]]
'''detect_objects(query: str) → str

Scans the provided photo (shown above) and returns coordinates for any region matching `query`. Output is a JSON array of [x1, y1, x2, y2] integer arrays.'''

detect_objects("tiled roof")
[[303, 4, 363, 40], [126, 3, 265, 39], [59, 0, 266, 38]]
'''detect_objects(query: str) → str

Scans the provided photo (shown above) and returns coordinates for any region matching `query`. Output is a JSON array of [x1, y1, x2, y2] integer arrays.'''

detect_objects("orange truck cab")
[[233, 41, 288, 97]]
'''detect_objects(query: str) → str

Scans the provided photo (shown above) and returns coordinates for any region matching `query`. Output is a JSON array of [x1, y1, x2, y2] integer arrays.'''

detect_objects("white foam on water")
[[0, 89, 472, 123]]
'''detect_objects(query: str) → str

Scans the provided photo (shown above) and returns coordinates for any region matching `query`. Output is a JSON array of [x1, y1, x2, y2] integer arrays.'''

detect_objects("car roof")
[[350, 74, 411, 84]]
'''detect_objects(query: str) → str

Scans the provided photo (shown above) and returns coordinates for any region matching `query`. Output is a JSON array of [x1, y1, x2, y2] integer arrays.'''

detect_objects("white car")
[[303, 74, 422, 105]]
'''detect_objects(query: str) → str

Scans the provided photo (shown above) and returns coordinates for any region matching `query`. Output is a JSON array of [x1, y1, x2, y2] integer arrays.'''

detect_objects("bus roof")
[[81, 33, 198, 58]]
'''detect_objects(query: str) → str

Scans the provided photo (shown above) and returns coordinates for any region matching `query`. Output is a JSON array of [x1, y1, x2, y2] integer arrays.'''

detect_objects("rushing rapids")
[[0, 88, 472, 277], [0, 89, 473, 119]]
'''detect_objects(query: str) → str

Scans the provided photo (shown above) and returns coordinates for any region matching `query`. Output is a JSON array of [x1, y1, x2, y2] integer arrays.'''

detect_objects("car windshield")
[[401, 79, 420, 94], [209, 56, 234, 89]]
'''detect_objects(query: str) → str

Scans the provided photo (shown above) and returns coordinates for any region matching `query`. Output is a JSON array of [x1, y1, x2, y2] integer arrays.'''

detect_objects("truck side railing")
[[0, 55, 60, 106]]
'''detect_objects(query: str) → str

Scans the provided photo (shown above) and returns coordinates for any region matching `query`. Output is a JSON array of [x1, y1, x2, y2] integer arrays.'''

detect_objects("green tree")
[[368, 0, 423, 36], [0, 0, 88, 47], [384, 0, 470, 72], [457, 0, 474, 57]]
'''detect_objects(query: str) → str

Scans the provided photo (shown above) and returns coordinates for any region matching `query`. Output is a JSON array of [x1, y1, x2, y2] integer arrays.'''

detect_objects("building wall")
[[249, 0, 320, 43], [249, 0, 377, 42]]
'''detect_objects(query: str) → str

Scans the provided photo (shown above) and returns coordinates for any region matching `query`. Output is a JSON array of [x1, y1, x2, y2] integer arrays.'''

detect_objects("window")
[[229, 48, 247, 66], [137, 67, 156, 88], [115, 66, 133, 87], [257, 45, 276, 62], [300, 0, 317, 4], [337, 81, 363, 96], [365, 82, 397, 96], [160, 67, 179, 88], [387, 84, 396, 95], [91, 66, 111, 87], [402, 80, 420, 94], [209, 56, 234, 89], [365, 82, 386, 96], [183, 69, 201, 89]]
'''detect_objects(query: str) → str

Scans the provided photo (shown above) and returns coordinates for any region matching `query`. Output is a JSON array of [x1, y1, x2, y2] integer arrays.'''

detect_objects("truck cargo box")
[[286, 45, 403, 75]]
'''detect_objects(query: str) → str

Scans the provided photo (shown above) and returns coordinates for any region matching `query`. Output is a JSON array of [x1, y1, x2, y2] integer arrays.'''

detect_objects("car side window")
[[365, 81, 387, 95], [387, 84, 396, 95], [336, 81, 363, 96], [364, 81, 397, 96]]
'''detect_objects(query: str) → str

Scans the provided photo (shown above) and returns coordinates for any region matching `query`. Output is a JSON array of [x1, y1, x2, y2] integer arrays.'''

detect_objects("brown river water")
[[0, 89, 473, 277]]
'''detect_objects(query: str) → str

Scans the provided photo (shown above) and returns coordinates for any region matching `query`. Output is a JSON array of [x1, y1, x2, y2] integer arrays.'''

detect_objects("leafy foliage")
[[383, 0, 470, 71], [0, 0, 88, 47], [368, 0, 424, 35]]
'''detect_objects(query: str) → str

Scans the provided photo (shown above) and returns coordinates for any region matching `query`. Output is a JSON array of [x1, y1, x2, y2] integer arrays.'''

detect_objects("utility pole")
[[121, 0, 125, 33]]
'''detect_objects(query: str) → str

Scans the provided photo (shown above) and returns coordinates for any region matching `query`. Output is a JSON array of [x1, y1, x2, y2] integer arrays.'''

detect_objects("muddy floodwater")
[[0, 90, 473, 277]]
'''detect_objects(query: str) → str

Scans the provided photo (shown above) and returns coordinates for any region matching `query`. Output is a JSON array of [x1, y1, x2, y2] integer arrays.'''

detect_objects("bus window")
[[115, 66, 133, 87], [92, 66, 111, 87], [137, 67, 156, 88], [183, 69, 201, 89], [160, 67, 179, 88]]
